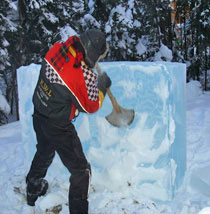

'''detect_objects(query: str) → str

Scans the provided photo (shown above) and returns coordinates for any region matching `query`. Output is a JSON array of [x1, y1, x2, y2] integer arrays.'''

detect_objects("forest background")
[[0, 0, 209, 123]]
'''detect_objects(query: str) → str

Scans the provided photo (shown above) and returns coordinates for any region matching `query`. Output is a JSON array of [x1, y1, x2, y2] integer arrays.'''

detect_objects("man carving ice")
[[26, 29, 111, 214]]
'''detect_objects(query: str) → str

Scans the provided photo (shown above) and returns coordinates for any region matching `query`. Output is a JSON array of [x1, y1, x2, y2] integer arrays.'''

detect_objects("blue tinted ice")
[[17, 61, 186, 201]]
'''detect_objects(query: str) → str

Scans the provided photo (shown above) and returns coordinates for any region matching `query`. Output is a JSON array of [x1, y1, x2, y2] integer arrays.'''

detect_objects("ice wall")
[[17, 61, 186, 201]]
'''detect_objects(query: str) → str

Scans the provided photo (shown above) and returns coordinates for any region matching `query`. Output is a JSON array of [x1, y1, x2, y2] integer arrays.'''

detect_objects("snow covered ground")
[[1, 80, 210, 214]]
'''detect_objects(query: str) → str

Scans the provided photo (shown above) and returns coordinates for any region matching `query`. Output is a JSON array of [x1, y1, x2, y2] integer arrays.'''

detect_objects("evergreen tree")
[[189, 0, 210, 88], [0, 0, 19, 118], [19, 0, 61, 63], [69, 0, 88, 31], [138, 0, 173, 61], [0, 0, 10, 76], [105, 0, 139, 61], [91, 0, 115, 29], [19, 0, 90, 62], [174, 0, 210, 87], [1, 0, 210, 124], [0, 0, 10, 118]]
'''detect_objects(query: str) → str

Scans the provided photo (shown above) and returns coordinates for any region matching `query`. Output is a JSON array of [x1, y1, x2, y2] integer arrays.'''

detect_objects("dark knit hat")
[[80, 29, 108, 68]]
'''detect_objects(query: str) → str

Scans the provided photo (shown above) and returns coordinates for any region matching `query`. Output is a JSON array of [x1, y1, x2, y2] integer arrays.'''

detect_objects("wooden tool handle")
[[96, 64, 121, 112]]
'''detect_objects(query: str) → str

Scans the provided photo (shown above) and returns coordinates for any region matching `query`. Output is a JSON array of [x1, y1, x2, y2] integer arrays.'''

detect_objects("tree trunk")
[[15, 0, 26, 120], [183, 5, 187, 60], [18, 0, 25, 66]]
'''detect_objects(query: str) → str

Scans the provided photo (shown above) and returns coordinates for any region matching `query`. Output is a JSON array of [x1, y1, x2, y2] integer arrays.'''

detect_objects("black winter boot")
[[26, 178, 48, 206]]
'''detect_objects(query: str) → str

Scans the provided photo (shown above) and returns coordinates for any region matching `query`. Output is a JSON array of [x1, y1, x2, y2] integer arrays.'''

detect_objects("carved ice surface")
[[17, 61, 186, 201]]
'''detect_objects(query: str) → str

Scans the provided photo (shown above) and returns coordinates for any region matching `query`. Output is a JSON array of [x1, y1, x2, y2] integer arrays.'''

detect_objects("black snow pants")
[[26, 113, 91, 214]]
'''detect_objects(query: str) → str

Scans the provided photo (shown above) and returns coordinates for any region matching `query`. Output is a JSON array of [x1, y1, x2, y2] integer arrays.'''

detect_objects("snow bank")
[[198, 207, 210, 214], [186, 80, 203, 102]]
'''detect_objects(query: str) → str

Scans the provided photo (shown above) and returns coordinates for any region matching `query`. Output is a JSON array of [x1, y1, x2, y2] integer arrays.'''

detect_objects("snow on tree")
[[105, 0, 137, 61], [187, 0, 210, 88], [0, 88, 10, 125], [0, 0, 19, 119], [154, 43, 173, 61], [0, 0, 17, 74]]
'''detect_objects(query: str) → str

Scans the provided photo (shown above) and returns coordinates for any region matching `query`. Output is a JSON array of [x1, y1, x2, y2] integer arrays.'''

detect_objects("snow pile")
[[186, 80, 203, 103], [198, 207, 210, 214]]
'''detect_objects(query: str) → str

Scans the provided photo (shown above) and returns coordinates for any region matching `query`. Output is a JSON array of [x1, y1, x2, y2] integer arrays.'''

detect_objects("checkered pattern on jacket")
[[45, 63, 65, 86], [81, 64, 99, 101]]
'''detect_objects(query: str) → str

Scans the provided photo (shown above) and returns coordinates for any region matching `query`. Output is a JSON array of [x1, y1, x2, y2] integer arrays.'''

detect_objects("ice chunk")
[[17, 61, 186, 201]]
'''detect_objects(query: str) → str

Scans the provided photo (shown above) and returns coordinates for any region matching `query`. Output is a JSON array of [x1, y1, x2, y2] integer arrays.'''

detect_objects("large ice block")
[[17, 61, 186, 201], [17, 64, 41, 165]]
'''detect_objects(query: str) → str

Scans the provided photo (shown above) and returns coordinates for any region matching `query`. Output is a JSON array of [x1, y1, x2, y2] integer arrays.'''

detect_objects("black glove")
[[97, 72, 112, 96]]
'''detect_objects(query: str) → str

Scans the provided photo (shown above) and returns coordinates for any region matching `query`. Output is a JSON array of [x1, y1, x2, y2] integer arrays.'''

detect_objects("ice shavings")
[[198, 207, 210, 214], [38, 191, 66, 212], [88, 114, 174, 201]]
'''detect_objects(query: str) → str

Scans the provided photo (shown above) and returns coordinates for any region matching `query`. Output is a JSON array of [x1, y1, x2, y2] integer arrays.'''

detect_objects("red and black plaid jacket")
[[32, 36, 102, 121]]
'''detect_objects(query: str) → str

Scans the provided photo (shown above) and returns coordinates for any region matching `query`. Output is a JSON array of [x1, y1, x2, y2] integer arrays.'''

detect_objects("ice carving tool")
[[96, 64, 135, 127]]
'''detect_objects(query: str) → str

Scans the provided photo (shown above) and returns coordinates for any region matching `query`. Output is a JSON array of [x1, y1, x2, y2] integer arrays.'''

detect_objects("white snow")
[[2, 39, 9, 47], [1, 72, 210, 213], [199, 207, 210, 214], [58, 26, 77, 42], [0, 89, 10, 115], [186, 80, 202, 103], [154, 44, 173, 62], [84, 14, 101, 28], [136, 39, 147, 56], [43, 12, 59, 23]]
